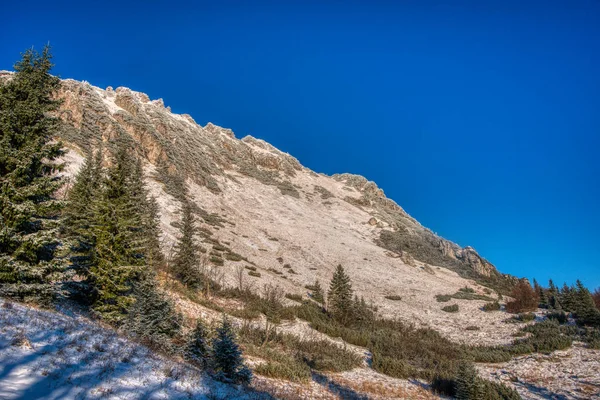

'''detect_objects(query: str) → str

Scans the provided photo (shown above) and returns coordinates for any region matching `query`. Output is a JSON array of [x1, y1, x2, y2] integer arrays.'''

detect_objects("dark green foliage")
[[310, 279, 325, 304], [385, 295, 402, 301], [172, 200, 203, 289], [570, 280, 600, 327], [546, 311, 568, 324], [184, 319, 210, 368], [483, 301, 501, 311], [285, 293, 303, 302], [89, 141, 148, 323], [455, 361, 483, 399], [547, 279, 562, 310], [125, 271, 182, 351], [212, 317, 252, 384], [327, 264, 354, 324], [62, 148, 103, 303], [442, 304, 459, 313], [435, 294, 452, 302], [238, 324, 361, 378], [0, 46, 66, 303]]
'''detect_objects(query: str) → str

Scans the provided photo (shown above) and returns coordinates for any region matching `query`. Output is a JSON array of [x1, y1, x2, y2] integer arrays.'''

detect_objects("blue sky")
[[2, 0, 599, 289]]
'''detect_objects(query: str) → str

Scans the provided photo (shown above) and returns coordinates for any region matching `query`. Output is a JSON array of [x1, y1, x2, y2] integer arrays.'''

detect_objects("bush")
[[385, 295, 402, 301], [285, 293, 303, 302], [466, 326, 480, 331], [483, 301, 501, 311], [244, 265, 257, 271], [436, 294, 452, 302], [248, 271, 261, 278], [547, 311, 567, 324], [442, 304, 459, 313]]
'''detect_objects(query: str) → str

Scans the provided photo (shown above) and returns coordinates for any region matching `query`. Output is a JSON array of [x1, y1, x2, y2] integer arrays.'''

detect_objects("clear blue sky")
[[2, 1, 599, 289]]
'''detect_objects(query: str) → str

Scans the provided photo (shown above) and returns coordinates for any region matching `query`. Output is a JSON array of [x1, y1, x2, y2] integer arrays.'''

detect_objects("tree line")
[[0, 46, 250, 385]]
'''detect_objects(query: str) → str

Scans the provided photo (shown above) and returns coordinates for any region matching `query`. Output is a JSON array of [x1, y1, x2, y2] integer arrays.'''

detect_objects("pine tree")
[[89, 141, 147, 323], [548, 279, 562, 310], [125, 269, 181, 350], [327, 264, 354, 325], [560, 283, 575, 312], [212, 316, 252, 384], [172, 199, 202, 289], [455, 361, 484, 400], [0, 46, 66, 303], [184, 319, 210, 368], [62, 148, 103, 302], [311, 279, 325, 304], [533, 279, 548, 308], [571, 280, 600, 327]]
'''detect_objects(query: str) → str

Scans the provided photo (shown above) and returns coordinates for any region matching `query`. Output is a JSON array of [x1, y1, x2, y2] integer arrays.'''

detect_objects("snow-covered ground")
[[0, 299, 268, 400]]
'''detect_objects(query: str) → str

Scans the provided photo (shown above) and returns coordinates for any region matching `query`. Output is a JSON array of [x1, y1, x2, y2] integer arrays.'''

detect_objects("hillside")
[[15, 74, 524, 345]]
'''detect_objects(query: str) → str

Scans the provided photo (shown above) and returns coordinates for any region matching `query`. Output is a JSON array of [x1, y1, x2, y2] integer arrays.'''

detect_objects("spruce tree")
[[125, 269, 182, 350], [548, 279, 562, 310], [62, 148, 103, 302], [172, 199, 202, 289], [455, 361, 484, 400], [311, 279, 325, 304], [560, 283, 575, 312], [571, 280, 600, 327], [90, 141, 147, 323], [533, 279, 548, 308], [327, 264, 354, 325], [0, 46, 66, 302], [184, 319, 210, 368], [212, 316, 252, 384]]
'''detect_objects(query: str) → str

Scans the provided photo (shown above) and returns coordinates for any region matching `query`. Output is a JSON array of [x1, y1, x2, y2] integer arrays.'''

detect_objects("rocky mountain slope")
[[6, 73, 520, 343]]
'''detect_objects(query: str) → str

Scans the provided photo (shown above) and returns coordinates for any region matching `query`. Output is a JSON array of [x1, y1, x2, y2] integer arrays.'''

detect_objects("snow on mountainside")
[[0, 299, 260, 400], [39, 76, 521, 345]]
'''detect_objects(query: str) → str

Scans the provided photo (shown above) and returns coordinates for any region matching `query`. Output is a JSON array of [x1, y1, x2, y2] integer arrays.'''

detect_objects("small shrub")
[[483, 301, 501, 312], [225, 252, 243, 261], [285, 293, 303, 302], [436, 294, 452, 302], [244, 265, 257, 272], [210, 256, 224, 266], [384, 295, 402, 301], [459, 287, 475, 294], [465, 326, 480, 331], [248, 271, 261, 278], [547, 311, 567, 324], [442, 304, 459, 313], [268, 268, 283, 275], [213, 244, 228, 252]]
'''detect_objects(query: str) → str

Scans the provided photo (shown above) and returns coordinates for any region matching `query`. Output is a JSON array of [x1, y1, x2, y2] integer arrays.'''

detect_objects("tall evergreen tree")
[[548, 279, 562, 310], [124, 269, 181, 350], [184, 319, 210, 368], [560, 283, 575, 312], [311, 279, 325, 304], [533, 279, 548, 308], [327, 264, 354, 325], [89, 141, 147, 323], [172, 199, 202, 288], [212, 316, 252, 384], [455, 361, 484, 400], [571, 280, 600, 327], [62, 147, 103, 302], [0, 46, 66, 302]]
